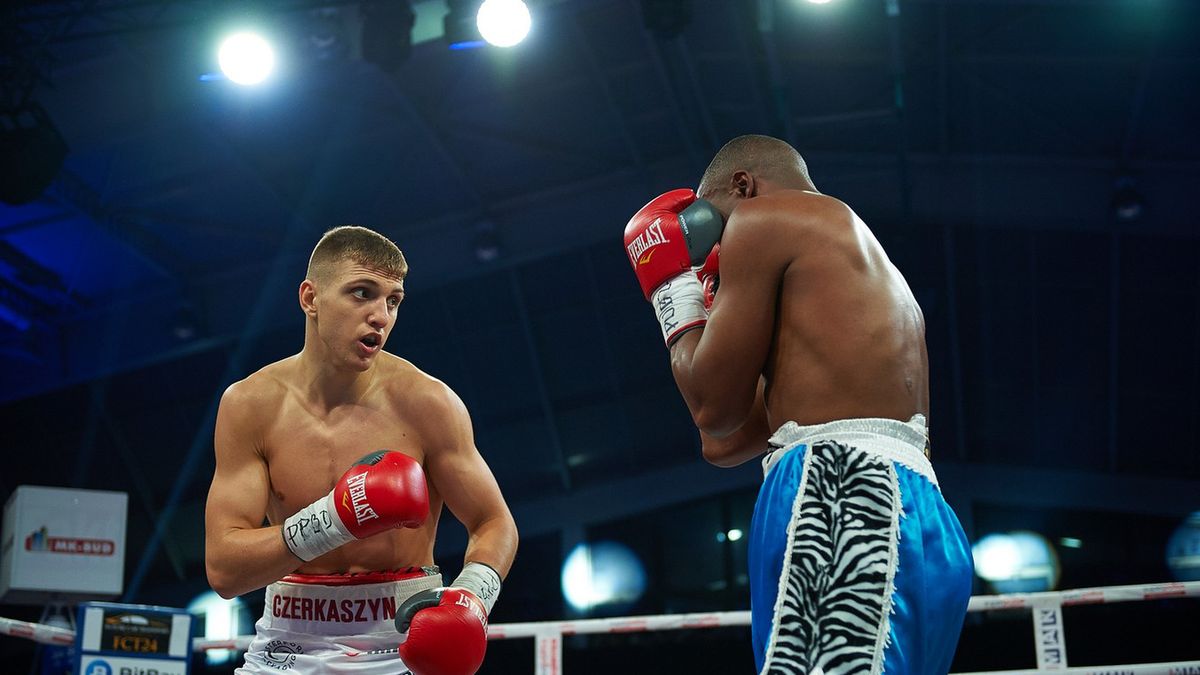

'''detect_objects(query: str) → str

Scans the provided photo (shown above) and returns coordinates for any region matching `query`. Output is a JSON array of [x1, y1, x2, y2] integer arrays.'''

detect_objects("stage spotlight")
[[477, 0, 531, 47], [361, 1, 416, 71], [561, 541, 647, 613], [218, 32, 276, 85], [972, 531, 1060, 594]]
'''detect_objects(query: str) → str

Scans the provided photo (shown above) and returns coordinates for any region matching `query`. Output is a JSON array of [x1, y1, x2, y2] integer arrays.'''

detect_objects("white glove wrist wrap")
[[452, 562, 502, 614], [282, 493, 355, 562], [650, 272, 708, 346]]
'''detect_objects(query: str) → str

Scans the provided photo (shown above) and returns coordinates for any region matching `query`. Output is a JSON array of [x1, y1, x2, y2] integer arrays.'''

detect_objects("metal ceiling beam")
[[46, 169, 185, 281], [755, 0, 797, 147], [508, 269, 573, 492], [672, 36, 719, 151], [436, 121, 629, 171], [0, 210, 75, 236], [727, 0, 772, 135], [568, 13, 648, 173], [630, 0, 703, 167]]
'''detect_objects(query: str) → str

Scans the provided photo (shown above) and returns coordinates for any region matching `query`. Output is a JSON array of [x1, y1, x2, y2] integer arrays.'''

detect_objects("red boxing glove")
[[624, 189, 724, 345], [698, 242, 720, 311], [396, 588, 487, 675], [623, 189, 723, 300], [282, 451, 429, 562], [396, 562, 501, 675]]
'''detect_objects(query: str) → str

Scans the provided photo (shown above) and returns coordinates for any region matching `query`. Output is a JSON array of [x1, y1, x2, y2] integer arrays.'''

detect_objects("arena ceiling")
[[1, 0, 1198, 607]]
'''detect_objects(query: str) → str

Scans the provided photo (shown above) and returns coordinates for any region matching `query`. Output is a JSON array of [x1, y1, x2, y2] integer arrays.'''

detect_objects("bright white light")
[[973, 531, 1060, 593], [218, 32, 276, 85], [727, 528, 744, 542], [561, 541, 646, 612], [477, 0, 531, 48], [188, 591, 249, 665], [972, 534, 1021, 581], [806, 0, 835, 4]]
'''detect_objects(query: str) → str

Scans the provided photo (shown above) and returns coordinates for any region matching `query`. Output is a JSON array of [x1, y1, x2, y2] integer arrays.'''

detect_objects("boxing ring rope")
[[3, 581, 1198, 673]]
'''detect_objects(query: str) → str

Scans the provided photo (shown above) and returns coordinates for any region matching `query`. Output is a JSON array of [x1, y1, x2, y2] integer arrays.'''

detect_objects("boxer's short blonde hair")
[[307, 225, 408, 284]]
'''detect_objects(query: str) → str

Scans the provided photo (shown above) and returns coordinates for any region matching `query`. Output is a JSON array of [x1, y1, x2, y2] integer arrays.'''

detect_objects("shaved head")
[[697, 134, 813, 198]]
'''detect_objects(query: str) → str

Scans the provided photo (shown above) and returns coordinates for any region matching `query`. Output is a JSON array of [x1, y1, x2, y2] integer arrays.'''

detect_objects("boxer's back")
[[760, 190, 929, 429], [246, 354, 440, 573]]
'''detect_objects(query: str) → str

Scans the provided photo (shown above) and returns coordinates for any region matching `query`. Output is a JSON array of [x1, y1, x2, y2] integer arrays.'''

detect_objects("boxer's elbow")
[[206, 550, 251, 599], [701, 441, 742, 467], [694, 406, 742, 440], [206, 565, 240, 600]]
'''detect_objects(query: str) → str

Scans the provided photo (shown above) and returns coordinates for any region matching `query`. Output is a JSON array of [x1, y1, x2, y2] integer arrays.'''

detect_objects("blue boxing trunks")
[[749, 415, 973, 675]]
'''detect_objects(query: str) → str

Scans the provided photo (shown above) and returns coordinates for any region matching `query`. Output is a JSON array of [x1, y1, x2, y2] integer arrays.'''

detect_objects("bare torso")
[[250, 354, 442, 574], [760, 191, 929, 430]]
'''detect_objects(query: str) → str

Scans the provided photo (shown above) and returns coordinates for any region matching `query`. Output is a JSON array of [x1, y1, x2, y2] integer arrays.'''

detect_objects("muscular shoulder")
[[224, 359, 291, 408], [730, 191, 852, 234], [376, 354, 466, 421], [217, 359, 294, 434]]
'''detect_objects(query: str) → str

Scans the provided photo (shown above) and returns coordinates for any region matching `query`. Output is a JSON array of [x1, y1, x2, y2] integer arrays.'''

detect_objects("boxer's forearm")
[[206, 525, 303, 599], [462, 513, 518, 579], [700, 378, 771, 467]]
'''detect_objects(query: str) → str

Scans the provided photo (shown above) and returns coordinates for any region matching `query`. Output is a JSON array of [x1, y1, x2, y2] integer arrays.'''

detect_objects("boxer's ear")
[[732, 170, 753, 198], [299, 279, 318, 317]]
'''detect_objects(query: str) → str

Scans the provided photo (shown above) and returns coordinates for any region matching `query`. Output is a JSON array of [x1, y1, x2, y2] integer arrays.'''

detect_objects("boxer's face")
[[314, 258, 405, 371]]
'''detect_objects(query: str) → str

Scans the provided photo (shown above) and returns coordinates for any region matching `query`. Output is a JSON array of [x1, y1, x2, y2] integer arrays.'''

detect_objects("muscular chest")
[[263, 399, 421, 516]]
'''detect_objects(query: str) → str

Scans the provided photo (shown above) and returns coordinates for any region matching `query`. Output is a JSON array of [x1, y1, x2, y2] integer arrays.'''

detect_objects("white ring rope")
[[966, 580, 1200, 612], [953, 663, 1200, 675], [3, 580, 1197, 674]]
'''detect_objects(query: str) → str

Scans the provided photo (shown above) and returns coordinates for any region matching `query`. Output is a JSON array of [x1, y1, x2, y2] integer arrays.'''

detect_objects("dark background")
[[2, 0, 1198, 672]]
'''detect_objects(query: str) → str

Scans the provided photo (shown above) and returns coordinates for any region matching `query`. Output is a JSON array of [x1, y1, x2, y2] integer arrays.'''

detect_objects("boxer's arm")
[[395, 381, 514, 674], [700, 377, 771, 467], [670, 201, 788, 438], [204, 382, 300, 598], [420, 381, 517, 578]]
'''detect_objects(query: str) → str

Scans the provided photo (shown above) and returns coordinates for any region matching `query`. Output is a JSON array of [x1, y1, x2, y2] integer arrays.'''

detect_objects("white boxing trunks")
[[236, 567, 442, 675]]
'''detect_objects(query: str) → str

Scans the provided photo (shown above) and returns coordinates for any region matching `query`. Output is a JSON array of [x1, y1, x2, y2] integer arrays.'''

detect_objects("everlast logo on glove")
[[626, 218, 669, 266], [341, 472, 380, 526], [455, 593, 488, 629]]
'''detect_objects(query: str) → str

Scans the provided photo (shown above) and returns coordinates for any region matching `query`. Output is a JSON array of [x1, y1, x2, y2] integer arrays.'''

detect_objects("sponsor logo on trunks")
[[24, 526, 115, 556], [627, 218, 669, 266], [271, 594, 398, 623], [340, 472, 380, 526], [264, 639, 302, 671]]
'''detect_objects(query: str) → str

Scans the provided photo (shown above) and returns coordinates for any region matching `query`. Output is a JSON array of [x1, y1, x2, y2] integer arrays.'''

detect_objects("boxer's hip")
[[748, 415, 972, 674], [760, 414, 934, 483], [236, 567, 442, 675], [255, 567, 441, 635]]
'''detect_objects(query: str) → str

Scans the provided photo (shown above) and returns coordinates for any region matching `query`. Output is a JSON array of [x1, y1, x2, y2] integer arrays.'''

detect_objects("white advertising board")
[[1, 486, 128, 603]]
